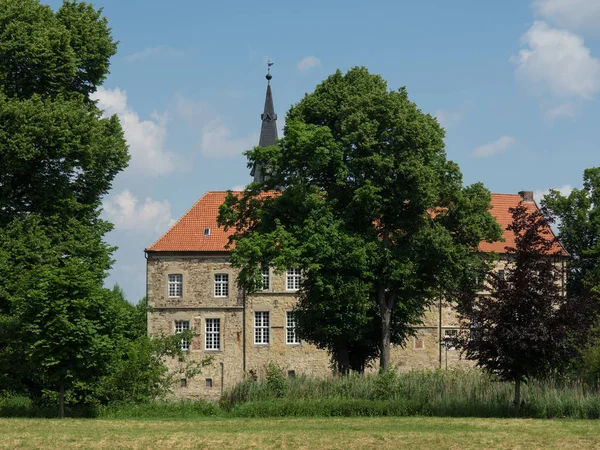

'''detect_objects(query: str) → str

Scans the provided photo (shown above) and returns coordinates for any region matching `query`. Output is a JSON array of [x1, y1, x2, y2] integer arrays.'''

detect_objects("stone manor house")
[[145, 72, 566, 400]]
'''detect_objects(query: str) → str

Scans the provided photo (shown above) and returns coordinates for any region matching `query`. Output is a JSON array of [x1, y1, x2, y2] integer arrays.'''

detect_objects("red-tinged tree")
[[456, 203, 598, 416]]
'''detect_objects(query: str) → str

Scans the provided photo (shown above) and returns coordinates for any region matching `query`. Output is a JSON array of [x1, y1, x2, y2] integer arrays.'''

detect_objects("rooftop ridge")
[[146, 191, 566, 255]]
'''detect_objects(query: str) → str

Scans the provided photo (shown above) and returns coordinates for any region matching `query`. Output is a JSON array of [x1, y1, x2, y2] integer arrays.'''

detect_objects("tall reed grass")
[[3, 369, 600, 419], [220, 369, 600, 419]]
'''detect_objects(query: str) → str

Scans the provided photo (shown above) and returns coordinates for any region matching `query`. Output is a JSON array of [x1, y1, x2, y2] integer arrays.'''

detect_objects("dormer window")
[[204, 228, 210, 236]]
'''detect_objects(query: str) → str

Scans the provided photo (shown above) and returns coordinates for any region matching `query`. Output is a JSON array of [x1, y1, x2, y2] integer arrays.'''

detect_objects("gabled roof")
[[146, 192, 566, 256], [146, 191, 236, 252], [478, 194, 565, 255]]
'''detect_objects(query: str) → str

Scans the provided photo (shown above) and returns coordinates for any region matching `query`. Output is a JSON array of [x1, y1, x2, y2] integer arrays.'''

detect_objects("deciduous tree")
[[456, 204, 597, 415], [0, 0, 127, 417], [542, 167, 600, 297], [219, 67, 501, 371]]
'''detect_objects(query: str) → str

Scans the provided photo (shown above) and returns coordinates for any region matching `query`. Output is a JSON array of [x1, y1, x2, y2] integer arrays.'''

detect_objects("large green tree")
[[542, 167, 600, 297], [219, 68, 502, 371], [0, 0, 128, 417]]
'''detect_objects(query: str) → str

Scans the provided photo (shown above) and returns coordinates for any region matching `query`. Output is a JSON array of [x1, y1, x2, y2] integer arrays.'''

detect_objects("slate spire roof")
[[251, 62, 278, 182]]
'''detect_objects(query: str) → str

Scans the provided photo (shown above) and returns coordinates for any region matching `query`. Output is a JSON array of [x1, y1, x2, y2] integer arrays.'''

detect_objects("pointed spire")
[[251, 61, 278, 182]]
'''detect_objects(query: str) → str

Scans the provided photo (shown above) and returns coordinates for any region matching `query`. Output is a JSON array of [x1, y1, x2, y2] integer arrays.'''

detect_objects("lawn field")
[[1, 417, 600, 449]]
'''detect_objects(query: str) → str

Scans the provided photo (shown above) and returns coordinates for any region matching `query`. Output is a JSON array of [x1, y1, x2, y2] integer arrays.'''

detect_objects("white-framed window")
[[214, 274, 229, 297], [168, 274, 183, 297], [261, 266, 270, 291], [205, 318, 221, 350], [254, 311, 270, 344], [175, 320, 190, 350], [286, 268, 302, 291], [286, 311, 300, 344], [444, 329, 458, 350]]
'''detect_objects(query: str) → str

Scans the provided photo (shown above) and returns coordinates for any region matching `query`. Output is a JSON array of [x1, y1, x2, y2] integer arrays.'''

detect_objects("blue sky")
[[47, 0, 600, 302]]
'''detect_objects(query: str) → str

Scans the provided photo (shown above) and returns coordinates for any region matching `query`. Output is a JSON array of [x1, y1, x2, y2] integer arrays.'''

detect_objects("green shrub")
[[0, 394, 33, 417], [265, 362, 286, 398], [97, 400, 221, 419], [229, 399, 417, 418], [373, 368, 399, 400]]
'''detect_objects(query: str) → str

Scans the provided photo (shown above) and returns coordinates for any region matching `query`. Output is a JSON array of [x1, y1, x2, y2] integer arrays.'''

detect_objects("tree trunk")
[[337, 342, 350, 376], [59, 382, 65, 419], [378, 226, 393, 371], [379, 289, 392, 371], [513, 379, 521, 417]]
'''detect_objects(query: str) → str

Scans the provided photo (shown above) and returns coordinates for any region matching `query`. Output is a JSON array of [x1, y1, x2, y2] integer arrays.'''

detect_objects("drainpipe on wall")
[[144, 251, 149, 336], [220, 362, 224, 396], [438, 292, 443, 369], [242, 288, 247, 375], [562, 260, 566, 297]]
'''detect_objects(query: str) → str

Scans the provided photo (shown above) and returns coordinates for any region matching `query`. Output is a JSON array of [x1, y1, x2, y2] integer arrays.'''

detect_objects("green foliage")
[[97, 400, 221, 419], [577, 323, 600, 387], [0, 0, 117, 99], [219, 67, 502, 373], [373, 367, 399, 400], [0, 1, 183, 416], [5, 370, 600, 419], [221, 369, 600, 419], [542, 167, 600, 297], [265, 362, 286, 398], [228, 398, 417, 418]]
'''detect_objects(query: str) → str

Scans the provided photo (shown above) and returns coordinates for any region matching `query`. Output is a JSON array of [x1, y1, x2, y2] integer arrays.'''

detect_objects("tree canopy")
[[0, 0, 127, 225], [219, 67, 502, 372], [0, 0, 128, 416], [542, 167, 600, 297]]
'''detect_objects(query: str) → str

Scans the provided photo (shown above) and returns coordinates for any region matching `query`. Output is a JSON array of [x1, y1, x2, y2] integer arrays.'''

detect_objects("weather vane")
[[266, 60, 273, 81]]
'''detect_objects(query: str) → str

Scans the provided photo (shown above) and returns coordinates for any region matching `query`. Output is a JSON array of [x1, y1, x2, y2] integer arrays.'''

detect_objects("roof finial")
[[266, 60, 273, 82]]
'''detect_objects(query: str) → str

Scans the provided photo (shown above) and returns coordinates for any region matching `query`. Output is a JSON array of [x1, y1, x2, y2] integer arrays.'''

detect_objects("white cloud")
[[533, 184, 573, 204], [92, 87, 174, 175], [231, 184, 246, 191], [472, 136, 516, 158], [200, 120, 258, 158], [124, 45, 185, 63], [103, 189, 175, 234], [434, 110, 463, 130], [544, 102, 578, 120], [514, 21, 600, 100], [297, 56, 321, 72], [533, 0, 600, 34]]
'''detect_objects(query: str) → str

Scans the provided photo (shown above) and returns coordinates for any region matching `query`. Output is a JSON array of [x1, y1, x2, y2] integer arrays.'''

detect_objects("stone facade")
[[146, 251, 518, 400], [147, 252, 331, 400]]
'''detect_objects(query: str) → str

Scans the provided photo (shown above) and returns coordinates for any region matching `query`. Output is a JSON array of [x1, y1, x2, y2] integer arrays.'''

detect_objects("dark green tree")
[[542, 167, 600, 297], [0, 0, 128, 417], [219, 67, 502, 371], [0, 216, 117, 417], [456, 204, 597, 415], [0, 0, 126, 224]]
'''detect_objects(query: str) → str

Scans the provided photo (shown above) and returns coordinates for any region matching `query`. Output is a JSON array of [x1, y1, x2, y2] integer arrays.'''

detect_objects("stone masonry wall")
[[146, 252, 565, 400]]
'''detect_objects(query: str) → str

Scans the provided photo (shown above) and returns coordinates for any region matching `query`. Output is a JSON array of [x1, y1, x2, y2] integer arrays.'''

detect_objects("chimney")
[[518, 190, 534, 202]]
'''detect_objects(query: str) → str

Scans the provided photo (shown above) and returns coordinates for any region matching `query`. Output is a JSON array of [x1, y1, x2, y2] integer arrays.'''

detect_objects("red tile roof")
[[146, 192, 566, 256], [478, 194, 565, 255]]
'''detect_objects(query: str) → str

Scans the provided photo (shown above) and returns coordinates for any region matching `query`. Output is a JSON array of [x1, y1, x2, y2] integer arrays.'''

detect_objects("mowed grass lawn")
[[1, 417, 600, 450]]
